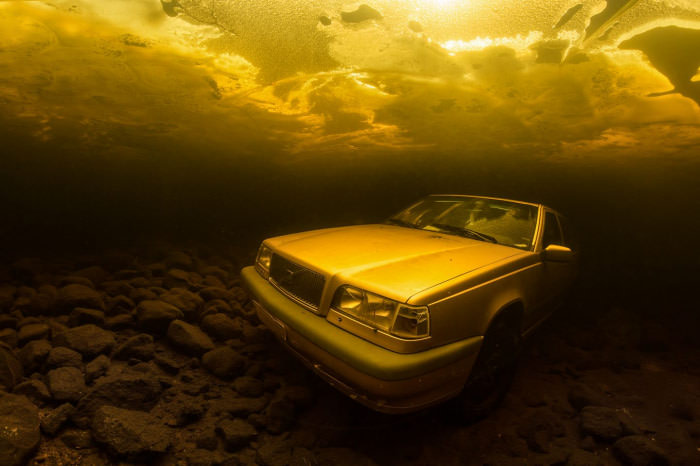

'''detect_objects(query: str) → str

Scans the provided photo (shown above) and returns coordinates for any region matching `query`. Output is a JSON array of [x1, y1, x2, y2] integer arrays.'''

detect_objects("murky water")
[[1, 1, 699, 301]]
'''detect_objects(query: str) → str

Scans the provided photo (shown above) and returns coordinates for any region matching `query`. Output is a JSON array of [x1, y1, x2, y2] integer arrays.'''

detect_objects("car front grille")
[[269, 254, 325, 312]]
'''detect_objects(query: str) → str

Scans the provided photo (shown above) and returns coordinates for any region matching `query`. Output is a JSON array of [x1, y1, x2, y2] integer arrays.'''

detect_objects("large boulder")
[[0, 393, 40, 466], [73, 371, 163, 428], [57, 284, 104, 312], [53, 324, 115, 358], [201, 346, 246, 379], [0, 346, 23, 390], [92, 405, 171, 459], [136, 300, 183, 333], [47, 366, 87, 402], [201, 314, 243, 341], [167, 320, 214, 356]]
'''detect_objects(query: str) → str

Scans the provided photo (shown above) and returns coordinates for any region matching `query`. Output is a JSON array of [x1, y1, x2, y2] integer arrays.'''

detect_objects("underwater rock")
[[580, 406, 624, 442], [613, 435, 669, 466], [201, 346, 246, 380], [84, 354, 110, 383], [0, 393, 40, 466], [13, 379, 51, 406], [0, 346, 24, 390], [201, 313, 243, 340], [57, 284, 105, 312], [167, 320, 214, 356], [53, 324, 115, 358], [47, 346, 83, 369], [40, 402, 75, 436], [113, 333, 155, 361], [136, 299, 184, 333], [18, 339, 51, 374], [47, 366, 86, 402], [92, 405, 171, 459], [159, 288, 203, 321], [17, 323, 50, 345], [73, 371, 163, 428], [68, 307, 105, 327]]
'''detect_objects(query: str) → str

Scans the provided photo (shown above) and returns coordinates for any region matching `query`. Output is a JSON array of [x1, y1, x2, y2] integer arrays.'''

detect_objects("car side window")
[[542, 212, 563, 248], [558, 215, 578, 250]]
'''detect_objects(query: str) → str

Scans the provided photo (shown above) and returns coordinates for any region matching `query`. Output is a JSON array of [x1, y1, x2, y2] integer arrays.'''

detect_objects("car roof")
[[426, 194, 542, 209]]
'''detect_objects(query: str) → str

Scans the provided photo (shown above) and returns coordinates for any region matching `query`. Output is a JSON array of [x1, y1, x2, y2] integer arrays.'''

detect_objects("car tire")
[[446, 311, 522, 423]]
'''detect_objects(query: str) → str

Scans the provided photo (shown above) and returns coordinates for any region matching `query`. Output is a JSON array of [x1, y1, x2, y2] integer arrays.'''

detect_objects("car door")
[[540, 209, 575, 303]]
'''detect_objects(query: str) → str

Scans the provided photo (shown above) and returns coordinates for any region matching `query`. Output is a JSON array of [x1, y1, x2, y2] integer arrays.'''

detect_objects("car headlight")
[[333, 286, 430, 339], [255, 243, 273, 278]]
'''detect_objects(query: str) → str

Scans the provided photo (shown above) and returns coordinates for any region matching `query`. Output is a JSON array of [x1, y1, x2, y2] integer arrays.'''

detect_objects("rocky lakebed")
[[0, 246, 698, 466]]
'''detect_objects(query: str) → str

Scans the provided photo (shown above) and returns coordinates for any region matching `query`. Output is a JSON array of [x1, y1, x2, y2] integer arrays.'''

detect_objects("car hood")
[[266, 224, 525, 302]]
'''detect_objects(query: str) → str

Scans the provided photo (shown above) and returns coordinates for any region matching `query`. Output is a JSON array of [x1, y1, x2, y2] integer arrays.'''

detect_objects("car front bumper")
[[241, 266, 483, 413]]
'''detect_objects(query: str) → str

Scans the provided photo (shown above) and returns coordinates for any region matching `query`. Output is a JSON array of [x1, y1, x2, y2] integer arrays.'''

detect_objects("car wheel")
[[447, 311, 522, 423]]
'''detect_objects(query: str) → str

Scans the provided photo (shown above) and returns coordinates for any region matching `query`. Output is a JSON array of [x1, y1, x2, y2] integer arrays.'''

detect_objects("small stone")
[[216, 418, 257, 451], [48, 366, 86, 402], [167, 320, 214, 356], [53, 324, 115, 358], [47, 346, 83, 369], [17, 323, 50, 345], [195, 429, 219, 451], [256, 435, 292, 466], [41, 402, 75, 436], [0, 328, 18, 348], [13, 379, 51, 405], [154, 354, 181, 374], [567, 448, 604, 466], [101, 281, 134, 298], [73, 371, 162, 428], [18, 339, 51, 374], [201, 314, 243, 340], [57, 284, 105, 312], [92, 405, 171, 458], [60, 429, 94, 449], [159, 288, 203, 322], [613, 435, 669, 466], [105, 314, 134, 330], [85, 354, 110, 383], [280, 385, 314, 409], [112, 333, 155, 361], [68, 308, 105, 327], [234, 376, 264, 397], [136, 300, 184, 333], [568, 383, 607, 411], [580, 406, 624, 442], [265, 400, 296, 434], [202, 346, 246, 379]]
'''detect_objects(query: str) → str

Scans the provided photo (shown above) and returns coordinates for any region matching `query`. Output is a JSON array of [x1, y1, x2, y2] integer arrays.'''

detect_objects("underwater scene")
[[0, 1, 699, 464]]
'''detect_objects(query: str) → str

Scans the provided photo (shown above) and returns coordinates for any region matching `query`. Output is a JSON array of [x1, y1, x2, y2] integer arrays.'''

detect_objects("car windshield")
[[387, 196, 538, 250]]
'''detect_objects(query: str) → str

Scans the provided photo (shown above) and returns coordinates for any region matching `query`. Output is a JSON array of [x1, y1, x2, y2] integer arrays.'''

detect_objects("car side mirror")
[[543, 244, 573, 262]]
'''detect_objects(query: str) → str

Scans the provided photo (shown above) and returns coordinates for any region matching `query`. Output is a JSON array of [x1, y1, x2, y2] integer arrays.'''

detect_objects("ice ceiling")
[[1, 0, 700, 161]]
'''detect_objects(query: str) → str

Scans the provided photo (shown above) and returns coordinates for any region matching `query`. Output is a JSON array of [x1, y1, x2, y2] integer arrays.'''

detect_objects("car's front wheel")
[[446, 311, 522, 423]]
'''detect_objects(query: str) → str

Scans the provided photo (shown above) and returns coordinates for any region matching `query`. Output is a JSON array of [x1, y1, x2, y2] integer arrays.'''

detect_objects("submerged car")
[[241, 195, 577, 416]]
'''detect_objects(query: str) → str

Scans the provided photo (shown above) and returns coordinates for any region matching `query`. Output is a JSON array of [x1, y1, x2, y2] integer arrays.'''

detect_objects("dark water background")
[[3, 120, 699, 314]]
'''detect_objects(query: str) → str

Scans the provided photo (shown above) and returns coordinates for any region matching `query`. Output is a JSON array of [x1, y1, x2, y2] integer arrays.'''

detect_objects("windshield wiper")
[[428, 223, 498, 244], [385, 218, 419, 229]]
